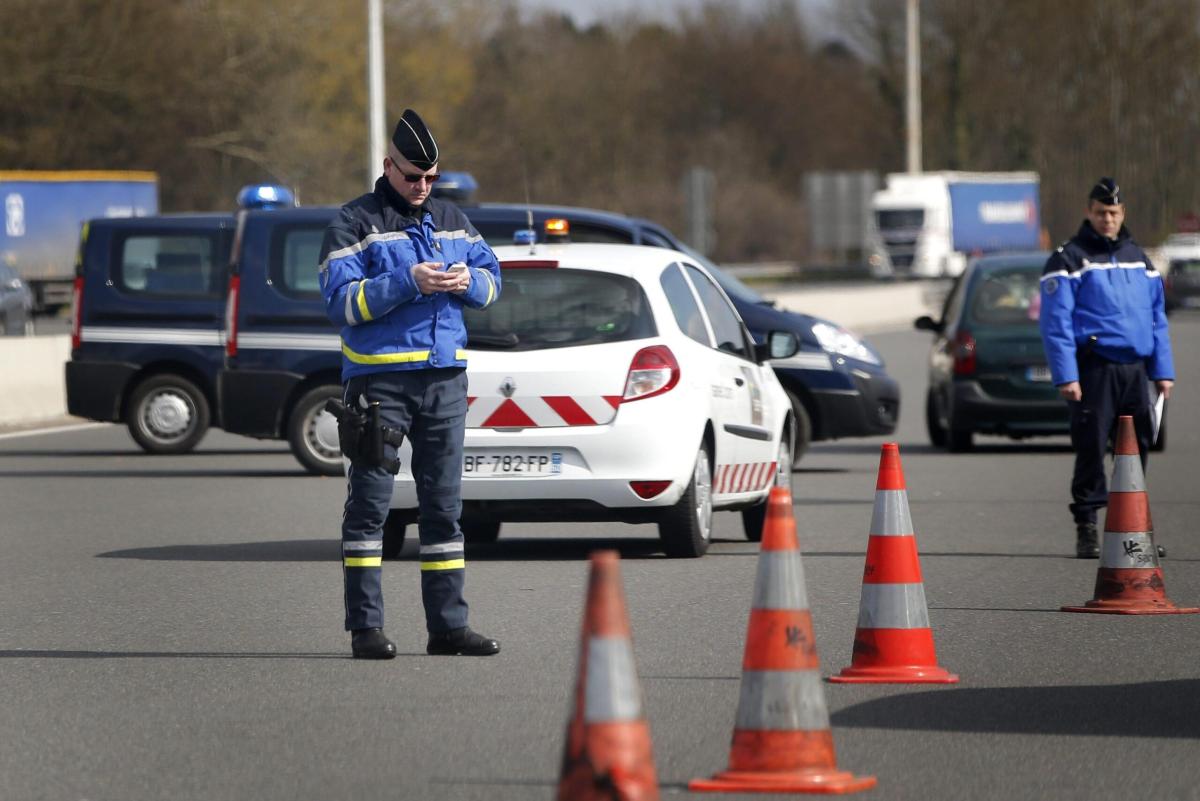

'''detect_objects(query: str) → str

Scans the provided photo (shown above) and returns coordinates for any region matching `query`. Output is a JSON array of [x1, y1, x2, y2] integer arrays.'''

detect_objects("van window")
[[270, 225, 325, 298], [118, 234, 217, 296], [463, 268, 656, 351]]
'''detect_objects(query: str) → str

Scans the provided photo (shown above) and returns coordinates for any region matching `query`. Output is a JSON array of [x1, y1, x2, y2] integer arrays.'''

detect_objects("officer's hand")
[[411, 261, 458, 295], [1058, 381, 1082, 402], [1156, 379, 1174, 401]]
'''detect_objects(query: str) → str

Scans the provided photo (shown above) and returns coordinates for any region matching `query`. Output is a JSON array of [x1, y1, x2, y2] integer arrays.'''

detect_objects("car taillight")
[[224, 275, 240, 358], [69, 276, 83, 351], [622, 344, 680, 402], [630, 480, 671, 499], [953, 329, 976, 376]]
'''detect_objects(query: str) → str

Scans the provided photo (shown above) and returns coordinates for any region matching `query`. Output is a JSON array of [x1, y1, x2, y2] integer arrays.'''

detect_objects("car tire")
[[461, 516, 502, 544], [126, 373, 210, 454], [287, 385, 344, 476], [948, 424, 974, 452], [742, 428, 793, 542], [382, 511, 407, 560], [659, 443, 713, 558], [786, 390, 812, 464], [926, 389, 947, 448]]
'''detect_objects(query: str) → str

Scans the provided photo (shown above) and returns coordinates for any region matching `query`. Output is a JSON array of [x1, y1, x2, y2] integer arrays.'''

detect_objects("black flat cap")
[[391, 109, 439, 171], [1089, 177, 1121, 205]]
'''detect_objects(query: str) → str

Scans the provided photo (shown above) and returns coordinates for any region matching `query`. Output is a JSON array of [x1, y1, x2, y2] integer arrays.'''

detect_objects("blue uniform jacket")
[[318, 177, 501, 381], [1039, 221, 1173, 385]]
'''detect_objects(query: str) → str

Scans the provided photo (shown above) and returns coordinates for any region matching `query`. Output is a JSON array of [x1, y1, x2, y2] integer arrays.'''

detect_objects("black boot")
[[351, 628, 397, 659], [427, 626, 500, 656], [1075, 521, 1099, 559]]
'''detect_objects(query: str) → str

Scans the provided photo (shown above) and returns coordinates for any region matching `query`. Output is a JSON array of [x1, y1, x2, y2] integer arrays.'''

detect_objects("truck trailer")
[[869, 171, 1041, 278], [1, 170, 158, 313]]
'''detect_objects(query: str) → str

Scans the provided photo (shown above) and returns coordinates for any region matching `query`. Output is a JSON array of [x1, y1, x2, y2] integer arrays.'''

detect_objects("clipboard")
[[1149, 382, 1166, 445]]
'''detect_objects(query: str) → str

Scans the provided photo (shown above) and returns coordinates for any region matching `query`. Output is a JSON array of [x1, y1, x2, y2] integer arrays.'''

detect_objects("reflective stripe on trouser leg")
[[409, 368, 470, 633], [342, 458, 392, 630]]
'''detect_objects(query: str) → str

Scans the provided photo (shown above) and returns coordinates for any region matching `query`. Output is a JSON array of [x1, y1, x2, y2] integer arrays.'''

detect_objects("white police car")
[[384, 243, 798, 558]]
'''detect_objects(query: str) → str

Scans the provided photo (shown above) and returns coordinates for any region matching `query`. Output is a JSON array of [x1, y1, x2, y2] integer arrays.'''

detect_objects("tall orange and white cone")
[[690, 486, 877, 794], [558, 550, 660, 801], [829, 443, 958, 684], [1062, 415, 1198, 615]]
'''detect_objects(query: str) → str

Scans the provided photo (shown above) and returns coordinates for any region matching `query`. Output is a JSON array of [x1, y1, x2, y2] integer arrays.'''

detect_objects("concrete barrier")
[[0, 334, 70, 426]]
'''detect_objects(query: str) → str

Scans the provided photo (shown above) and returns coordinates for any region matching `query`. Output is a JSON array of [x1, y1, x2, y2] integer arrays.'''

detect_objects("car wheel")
[[461, 515, 502, 544], [741, 428, 793, 542], [287, 385, 343, 476], [126, 374, 210, 454], [948, 424, 974, 452], [786, 390, 813, 464], [382, 511, 407, 560], [659, 443, 713, 558], [925, 389, 947, 448]]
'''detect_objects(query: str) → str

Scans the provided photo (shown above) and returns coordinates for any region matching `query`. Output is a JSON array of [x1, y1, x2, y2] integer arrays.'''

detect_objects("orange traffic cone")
[[690, 486, 877, 794], [829, 443, 958, 684], [558, 550, 660, 801], [1062, 415, 1198, 615]]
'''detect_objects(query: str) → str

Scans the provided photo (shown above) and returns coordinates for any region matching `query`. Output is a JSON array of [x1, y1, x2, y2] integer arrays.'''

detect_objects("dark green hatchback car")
[[915, 252, 1069, 451]]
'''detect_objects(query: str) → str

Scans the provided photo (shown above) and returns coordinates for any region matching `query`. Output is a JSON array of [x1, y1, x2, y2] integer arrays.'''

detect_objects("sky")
[[515, 0, 833, 32]]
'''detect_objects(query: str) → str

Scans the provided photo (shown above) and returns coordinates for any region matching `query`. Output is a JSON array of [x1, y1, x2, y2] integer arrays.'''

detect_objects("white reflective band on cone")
[[1110, 454, 1146, 493], [1100, 530, 1159, 569], [869, 490, 914, 537], [734, 669, 830, 731], [751, 550, 810, 611], [856, 583, 930, 629], [584, 637, 643, 723]]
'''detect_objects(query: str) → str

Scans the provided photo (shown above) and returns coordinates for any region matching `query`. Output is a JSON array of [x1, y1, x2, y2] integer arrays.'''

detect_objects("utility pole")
[[905, 0, 922, 174], [366, 0, 386, 189]]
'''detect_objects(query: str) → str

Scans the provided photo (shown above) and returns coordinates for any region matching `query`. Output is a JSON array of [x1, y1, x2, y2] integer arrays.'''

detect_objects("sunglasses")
[[395, 166, 441, 184]]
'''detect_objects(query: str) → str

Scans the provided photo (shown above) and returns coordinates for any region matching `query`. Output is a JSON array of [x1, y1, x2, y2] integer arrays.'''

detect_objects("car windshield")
[[969, 266, 1042, 325], [464, 268, 657, 351]]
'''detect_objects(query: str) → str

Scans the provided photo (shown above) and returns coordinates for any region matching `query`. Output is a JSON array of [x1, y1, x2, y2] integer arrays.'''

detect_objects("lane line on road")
[[0, 422, 110, 441]]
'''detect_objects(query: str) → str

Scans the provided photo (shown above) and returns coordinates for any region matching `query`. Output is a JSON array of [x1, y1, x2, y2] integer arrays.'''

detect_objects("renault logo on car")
[[499, 377, 516, 398]]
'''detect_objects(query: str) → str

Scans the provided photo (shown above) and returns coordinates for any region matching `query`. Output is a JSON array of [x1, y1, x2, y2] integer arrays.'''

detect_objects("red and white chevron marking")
[[466, 395, 622, 428], [714, 461, 777, 494]]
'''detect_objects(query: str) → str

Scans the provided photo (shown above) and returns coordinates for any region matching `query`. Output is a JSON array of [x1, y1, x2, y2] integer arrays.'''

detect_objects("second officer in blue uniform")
[[318, 109, 502, 658], [1039, 177, 1175, 559]]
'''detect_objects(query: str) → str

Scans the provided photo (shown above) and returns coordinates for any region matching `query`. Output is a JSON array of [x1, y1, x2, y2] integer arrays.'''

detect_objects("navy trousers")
[[340, 367, 469, 633], [1068, 354, 1152, 525]]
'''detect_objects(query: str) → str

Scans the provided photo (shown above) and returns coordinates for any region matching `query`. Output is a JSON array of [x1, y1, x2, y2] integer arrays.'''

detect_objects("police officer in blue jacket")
[[318, 109, 502, 658], [1039, 178, 1175, 558]]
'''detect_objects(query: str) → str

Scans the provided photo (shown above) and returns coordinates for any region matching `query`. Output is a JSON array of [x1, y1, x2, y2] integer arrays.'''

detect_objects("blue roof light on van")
[[237, 184, 297, 210], [430, 172, 478, 203]]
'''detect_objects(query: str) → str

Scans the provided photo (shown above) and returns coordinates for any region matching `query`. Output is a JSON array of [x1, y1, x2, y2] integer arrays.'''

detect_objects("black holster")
[[325, 399, 404, 474]]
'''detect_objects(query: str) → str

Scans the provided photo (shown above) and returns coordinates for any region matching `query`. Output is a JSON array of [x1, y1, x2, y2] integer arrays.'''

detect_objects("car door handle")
[[733, 377, 744, 387]]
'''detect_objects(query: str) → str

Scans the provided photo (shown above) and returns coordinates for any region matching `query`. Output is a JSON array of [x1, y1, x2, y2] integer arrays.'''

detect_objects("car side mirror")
[[756, 330, 799, 363], [914, 315, 943, 334]]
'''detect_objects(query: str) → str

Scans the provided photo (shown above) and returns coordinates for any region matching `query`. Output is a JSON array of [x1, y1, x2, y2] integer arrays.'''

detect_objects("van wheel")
[[659, 444, 713, 558], [461, 516, 501, 544], [382, 511, 407, 560], [288, 385, 343, 476], [742, 429, 793, 542], [126, 374, 210, 454]]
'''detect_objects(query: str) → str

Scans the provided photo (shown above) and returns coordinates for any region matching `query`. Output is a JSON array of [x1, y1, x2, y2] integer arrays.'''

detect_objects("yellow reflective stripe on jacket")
[[356, 281, 373, 322], [420, 559, 466, 571], [344, 556, 382, 568], [481, 270, 496, 307], [341, 344, 470, 364]]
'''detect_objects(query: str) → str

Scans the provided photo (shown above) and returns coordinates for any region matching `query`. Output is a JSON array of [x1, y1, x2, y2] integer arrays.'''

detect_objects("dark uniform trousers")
[[1068, 352, 1152, 525], [341, 367, 469, 633]]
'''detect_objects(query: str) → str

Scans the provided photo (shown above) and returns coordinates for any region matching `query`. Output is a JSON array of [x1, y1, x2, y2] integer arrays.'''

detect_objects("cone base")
[[689, 768, 877, 795], [1061, 601, 1200, 615], [828, 664, 959, 684]]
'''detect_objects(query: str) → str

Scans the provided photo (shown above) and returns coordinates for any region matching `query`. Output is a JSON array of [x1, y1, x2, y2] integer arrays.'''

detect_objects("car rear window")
[[969, 267, 1042, 325], [463, 268, 656, 351], [115, 233, 220, 297]]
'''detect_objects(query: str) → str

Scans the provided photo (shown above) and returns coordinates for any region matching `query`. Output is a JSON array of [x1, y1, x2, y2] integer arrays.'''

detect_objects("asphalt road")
[[1, 315, 1198, 801]]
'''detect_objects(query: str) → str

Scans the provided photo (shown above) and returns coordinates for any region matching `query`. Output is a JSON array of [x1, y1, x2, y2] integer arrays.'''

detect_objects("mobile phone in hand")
[[447, 262, 467, 272]]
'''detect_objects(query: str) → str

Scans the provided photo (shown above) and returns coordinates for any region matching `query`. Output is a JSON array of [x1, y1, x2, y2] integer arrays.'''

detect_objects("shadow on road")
[[0, 468, 309, 479], [813, 441, 1074, 455], [832, 679, 1200, 739], [0, 448, 290, 458], [0, 649, 347, 660], [98, 539, 339, 561]]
